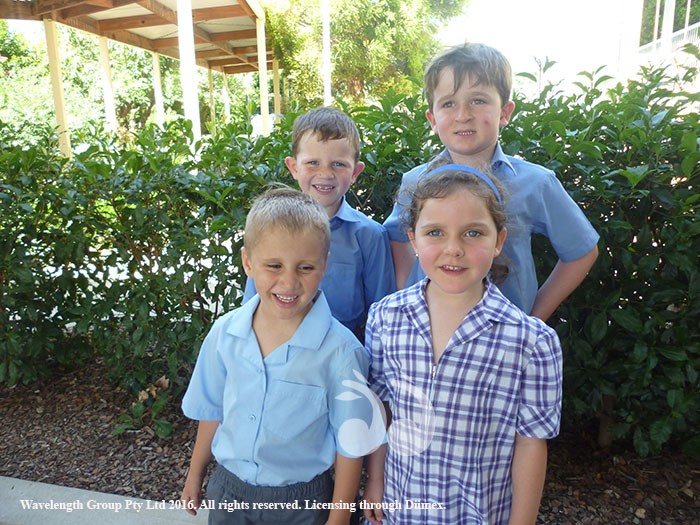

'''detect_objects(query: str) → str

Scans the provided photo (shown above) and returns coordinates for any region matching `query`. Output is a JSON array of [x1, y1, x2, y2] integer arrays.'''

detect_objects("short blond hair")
[[244, 186, 330, 254], [424, 43, 512, 111]]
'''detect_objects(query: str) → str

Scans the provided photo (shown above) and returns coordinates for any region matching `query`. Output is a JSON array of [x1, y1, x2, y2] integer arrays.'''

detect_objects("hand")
[[180, 476, 203, 516], [362, 475, 385, 524]]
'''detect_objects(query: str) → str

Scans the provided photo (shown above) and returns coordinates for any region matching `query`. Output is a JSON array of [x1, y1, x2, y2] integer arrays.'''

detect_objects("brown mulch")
[[0, 359, 698, 524]]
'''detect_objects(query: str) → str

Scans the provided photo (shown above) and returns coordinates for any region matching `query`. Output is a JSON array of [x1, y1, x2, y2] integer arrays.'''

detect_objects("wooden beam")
[[97, 14, 169, 32], [33, 0, 94, 17], [192, 5, 245, 22], [208, 29, 256, 42], [58, 0, 133, 21], [0, 0, 35, 19]]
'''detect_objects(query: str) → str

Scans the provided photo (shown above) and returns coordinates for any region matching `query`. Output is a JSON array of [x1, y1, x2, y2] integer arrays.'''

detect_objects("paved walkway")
[[0, 476, 207, 525]]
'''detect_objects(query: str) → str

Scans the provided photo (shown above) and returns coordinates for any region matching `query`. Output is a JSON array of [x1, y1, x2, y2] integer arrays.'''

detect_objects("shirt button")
[[249, 414, 256, 422]]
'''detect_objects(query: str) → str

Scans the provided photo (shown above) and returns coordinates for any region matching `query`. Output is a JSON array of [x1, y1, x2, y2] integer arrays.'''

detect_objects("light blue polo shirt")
[[243, 198, 396, 332], [182, 292, 374, 487], [383, 145, 600, 314]]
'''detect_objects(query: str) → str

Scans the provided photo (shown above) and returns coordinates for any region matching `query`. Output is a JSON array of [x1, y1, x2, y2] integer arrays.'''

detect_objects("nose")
[[455, 104, 471, 122], [444, 237, 464, 257], [278, 267, 299, 289]]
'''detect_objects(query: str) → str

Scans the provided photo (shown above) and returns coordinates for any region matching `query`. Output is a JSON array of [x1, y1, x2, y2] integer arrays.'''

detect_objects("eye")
[[426, 229, 442, 237], [471, 98, 486, 105], [306, 160, 319, 166], [332, 161, 348, 168], [465, 230, 481, 238], [299, 264, 315, 272], [266, 263, 282, 271]]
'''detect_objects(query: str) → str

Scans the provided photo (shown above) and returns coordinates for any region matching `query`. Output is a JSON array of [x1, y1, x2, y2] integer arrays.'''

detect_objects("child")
[[363, 166, 563, 524], [243, 107, 395, 337], [181, 187, 372, 525], [384, 43, 598, 320]]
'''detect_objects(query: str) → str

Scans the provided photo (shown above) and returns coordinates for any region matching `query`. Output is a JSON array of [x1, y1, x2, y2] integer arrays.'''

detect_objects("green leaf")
[[153, 419, 174, 438], [610, 309, 644, 334], [658, 348, 688, 362]]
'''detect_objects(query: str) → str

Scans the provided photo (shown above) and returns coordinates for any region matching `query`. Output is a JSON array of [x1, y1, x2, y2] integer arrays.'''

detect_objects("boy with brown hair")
[[244, 107, 395, 337], [384, 43, 599, 320]]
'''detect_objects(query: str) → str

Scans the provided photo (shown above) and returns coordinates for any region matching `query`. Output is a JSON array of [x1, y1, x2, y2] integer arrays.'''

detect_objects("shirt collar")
[[435, 144, 517, 178], [331, 197, 361, 224], [226, 291, 333, 356]]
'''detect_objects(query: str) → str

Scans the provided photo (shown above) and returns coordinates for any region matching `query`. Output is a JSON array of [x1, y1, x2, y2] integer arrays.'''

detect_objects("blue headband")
[[425, 164, 502, 204]]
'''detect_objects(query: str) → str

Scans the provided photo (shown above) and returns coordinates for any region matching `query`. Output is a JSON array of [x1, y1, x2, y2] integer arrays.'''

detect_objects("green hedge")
[[1, 52, 698, 453]]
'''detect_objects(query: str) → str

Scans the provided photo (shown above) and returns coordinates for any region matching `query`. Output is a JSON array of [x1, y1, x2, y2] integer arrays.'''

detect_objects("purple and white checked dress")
[[366, 279, 562, 524]]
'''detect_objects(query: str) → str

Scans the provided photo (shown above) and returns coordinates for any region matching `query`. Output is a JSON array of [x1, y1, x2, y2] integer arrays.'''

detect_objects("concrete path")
[[0, 476, 207, 525]]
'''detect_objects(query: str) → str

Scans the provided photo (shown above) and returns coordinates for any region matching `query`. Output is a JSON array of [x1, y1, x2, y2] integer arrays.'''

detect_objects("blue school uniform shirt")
[[243, 198, 396, 332], [365, 278, 562, 524], [383, 144, 600, 314], [182, 291, 374, 487]]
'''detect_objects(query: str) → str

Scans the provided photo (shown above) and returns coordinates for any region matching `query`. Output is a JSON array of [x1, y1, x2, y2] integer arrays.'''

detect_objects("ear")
[[284, 156, 299, 180], [499, 101, 515, 128], [241, 247, 255, 278], [408, 230, 418, 255], [494, 227, 507, 257], [351, 161, 365, 184], [426, 108, 438, 132]]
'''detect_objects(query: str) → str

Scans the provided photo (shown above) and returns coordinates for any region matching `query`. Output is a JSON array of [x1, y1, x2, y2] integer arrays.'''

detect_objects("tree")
[[265, 0, 469, 104]]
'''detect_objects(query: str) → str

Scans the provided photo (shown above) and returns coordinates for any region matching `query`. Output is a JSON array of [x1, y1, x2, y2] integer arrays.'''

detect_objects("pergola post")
[[273, 58, 281, 123], [177, 0, 201, 142], [43, 19, 71, 157], [208, 68, 216, 133], [152, 52, 165, 127], [256, 16, 270, 136], [98, 36, 118, 133], [223, 73, 231, 124]]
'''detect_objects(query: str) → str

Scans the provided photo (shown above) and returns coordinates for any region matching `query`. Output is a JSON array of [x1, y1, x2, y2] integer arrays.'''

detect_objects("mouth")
[[313, 184, 336, 193], [455, 130, 475, 136], [274, 294, 299, 304], [440, 264, 465, 274]]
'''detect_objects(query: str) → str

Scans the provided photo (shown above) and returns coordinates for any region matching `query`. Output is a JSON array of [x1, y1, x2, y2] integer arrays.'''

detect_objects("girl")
[[363, 164, 562, 524]]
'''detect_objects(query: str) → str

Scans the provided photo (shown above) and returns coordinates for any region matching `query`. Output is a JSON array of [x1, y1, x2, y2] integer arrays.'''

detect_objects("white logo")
[[336, 370, 435, 457]]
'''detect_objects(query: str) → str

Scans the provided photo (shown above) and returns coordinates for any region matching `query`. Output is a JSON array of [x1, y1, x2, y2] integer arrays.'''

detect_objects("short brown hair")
[[290, 107, 361, 162], [424, 43, 512, 111]]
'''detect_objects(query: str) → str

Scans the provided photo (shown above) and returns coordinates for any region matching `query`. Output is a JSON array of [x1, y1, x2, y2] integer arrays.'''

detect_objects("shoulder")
[[483, 283, 558, 340], [370, 281, 423, 314]]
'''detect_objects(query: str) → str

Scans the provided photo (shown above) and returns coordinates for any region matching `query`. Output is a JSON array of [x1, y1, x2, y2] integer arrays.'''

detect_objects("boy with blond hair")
[[244, 107, 395, 337], [385, 43, 599, 320], [181, 187, 372, 525]]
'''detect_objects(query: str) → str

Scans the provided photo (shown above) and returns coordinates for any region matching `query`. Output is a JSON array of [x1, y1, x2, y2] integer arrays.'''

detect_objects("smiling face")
[[409, 188, 506, 305], [426, 67, 515, 168], [285, 132, 365, 217], [242, 227, 328, 327]]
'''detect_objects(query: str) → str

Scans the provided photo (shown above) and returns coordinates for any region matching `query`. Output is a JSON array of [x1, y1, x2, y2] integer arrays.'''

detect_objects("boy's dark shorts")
[[207, 464, 333, 525]]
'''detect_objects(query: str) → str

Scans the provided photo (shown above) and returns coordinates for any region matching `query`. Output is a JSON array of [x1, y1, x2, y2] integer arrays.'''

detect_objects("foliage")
[[503, 47, 700, 457], [2, 54, 699, 453], [264, 0, 466, 104]]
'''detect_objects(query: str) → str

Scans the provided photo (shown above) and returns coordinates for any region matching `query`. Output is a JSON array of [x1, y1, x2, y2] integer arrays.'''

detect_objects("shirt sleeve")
[[360, 223, 396, 306], [516, 323, 563, 439], [534, 172, 599, 262], [383, 164, 426, 243], [181, 320, 228, 421], [328, 344, 386, 458], [365, 302, 391, 403]]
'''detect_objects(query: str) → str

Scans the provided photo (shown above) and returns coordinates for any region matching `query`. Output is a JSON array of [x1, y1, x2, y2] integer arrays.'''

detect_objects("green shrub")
[[1, 53, 698, 452], [503, 49, 700, 456]]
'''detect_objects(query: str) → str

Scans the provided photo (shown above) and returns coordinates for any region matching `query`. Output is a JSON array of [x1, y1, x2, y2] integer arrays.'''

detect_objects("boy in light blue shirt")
[[243, 107, 395, 337], [181, 188, 375, 525], [385, 43, 599, 320]]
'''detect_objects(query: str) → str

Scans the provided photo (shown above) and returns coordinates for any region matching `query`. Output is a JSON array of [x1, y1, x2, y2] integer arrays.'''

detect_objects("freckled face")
[[409, 188, 506, 304], [426, 67, 515, 168], [285, 133, 364, 217]]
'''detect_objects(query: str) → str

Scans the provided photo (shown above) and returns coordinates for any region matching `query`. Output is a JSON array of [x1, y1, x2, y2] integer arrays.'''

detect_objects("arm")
[[362, 443, 387, 524], [508, 434, 548, 525], [327, 454, 364, 525], [391, 240, 415, 290], [181, 420, 219, 516], [530, 245, 598, 321]]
